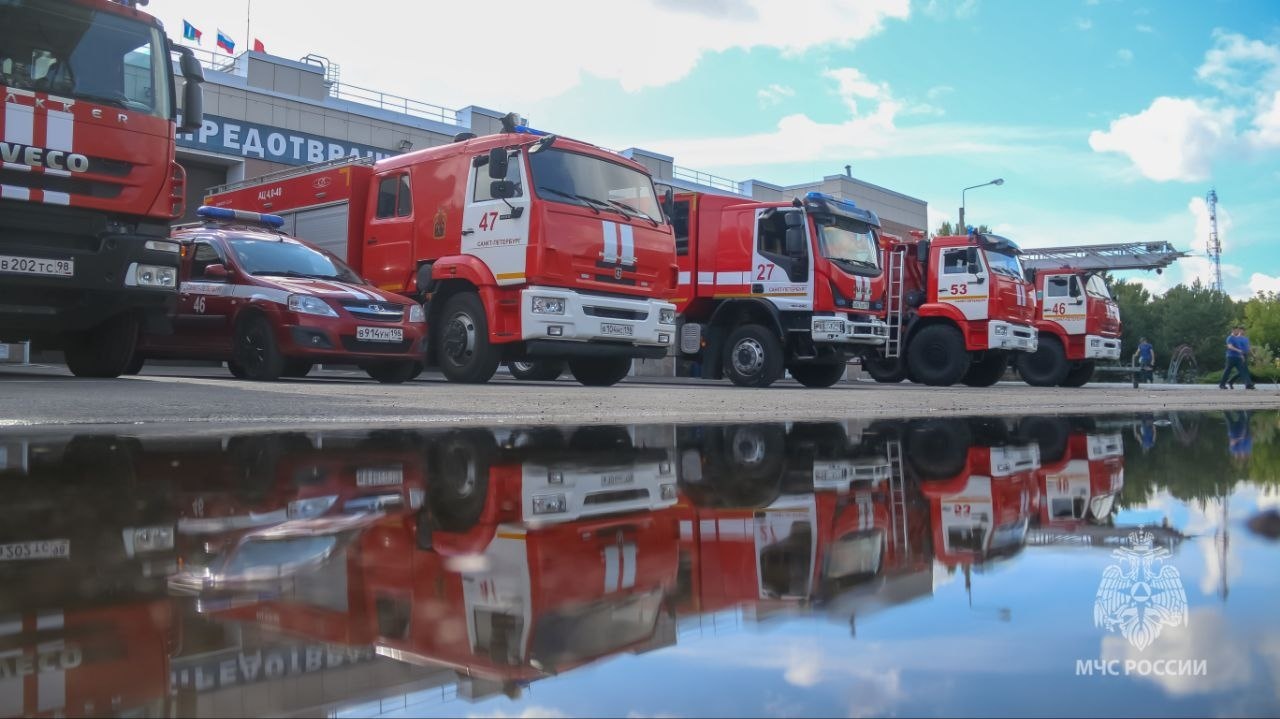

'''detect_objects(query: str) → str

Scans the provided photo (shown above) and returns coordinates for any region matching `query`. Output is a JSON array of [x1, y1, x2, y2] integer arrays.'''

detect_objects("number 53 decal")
[[948, 284, 969, 295]]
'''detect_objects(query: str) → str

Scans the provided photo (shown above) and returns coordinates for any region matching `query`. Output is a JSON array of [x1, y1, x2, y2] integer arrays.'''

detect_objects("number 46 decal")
[[477, 211, 500, 231]]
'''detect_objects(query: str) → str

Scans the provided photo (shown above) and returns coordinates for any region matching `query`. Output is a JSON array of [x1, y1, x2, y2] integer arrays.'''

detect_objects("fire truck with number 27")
[[0, 0, 205, 377], [207, 115, 679, 387]]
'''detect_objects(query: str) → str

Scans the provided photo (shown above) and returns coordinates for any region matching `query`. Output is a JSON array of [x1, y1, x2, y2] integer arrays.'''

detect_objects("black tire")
[[227, 360, 249, 379], [123, 352, 145, 376], [961, 351, 1008, 387], [1016, 416, 1069, 464], [507, 359, 565, 381], [365, 360, 424, 384], [233, 314, 285, 381], [568, 425, 633, 452], [436, 292, 500, 384], [788, 363, 847, 388], [226, 433, 313, 500], [64, 313, 140, 378], [1060, 360, 1096, 388], [722, 324, 784, 388], [906, 324, 969, 386], [1016, 335, 1069, 387], [427, 430, 494, 532], [282, 360, 313, 378], [695, 424, 787, 508], [863, 356, 906, 383], [905, 419, 973, 480], [568, 357, 632, 387]]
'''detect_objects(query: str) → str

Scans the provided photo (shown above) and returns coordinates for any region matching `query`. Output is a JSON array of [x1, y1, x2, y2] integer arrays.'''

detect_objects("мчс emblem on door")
[[433, 208, 447, 239]]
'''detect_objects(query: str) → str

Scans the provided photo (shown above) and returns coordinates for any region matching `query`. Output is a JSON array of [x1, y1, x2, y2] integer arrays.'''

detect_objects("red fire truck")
[[1028, 418, 1124, 528], [0, 0, 205, 377], [1016, 241, 1185, 387], [863, 231, 1039, 386], [668, 191, 889, 388], [206, 118, 679, 386]]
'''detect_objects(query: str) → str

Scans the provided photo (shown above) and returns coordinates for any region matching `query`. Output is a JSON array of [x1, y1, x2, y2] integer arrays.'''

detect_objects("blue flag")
[[182, 20, 202, 43]]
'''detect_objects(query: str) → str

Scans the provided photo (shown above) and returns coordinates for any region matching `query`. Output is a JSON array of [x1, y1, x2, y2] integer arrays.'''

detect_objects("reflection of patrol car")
[[133, 207, 428, 383]]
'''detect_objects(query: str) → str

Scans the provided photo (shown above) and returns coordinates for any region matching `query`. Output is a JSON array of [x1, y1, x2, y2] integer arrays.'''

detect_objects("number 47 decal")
[[477, 211, 500, 231]]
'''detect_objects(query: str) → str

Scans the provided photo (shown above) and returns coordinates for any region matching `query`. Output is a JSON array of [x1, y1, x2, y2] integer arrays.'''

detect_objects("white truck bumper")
[[1084, 334, 1122, 360], [988, 321, 1038, 352], [520, 286, 675, 348], [810, 315, 889, 346]]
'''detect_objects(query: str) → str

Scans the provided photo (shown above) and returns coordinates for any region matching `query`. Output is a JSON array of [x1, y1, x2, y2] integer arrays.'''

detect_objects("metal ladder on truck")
[[882, 247, 908, 360], [1019, 241, 1186, 273]]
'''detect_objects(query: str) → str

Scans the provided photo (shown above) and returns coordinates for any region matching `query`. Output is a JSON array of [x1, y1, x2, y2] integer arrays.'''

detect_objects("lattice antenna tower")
[[1207, 188, 1222, 293]]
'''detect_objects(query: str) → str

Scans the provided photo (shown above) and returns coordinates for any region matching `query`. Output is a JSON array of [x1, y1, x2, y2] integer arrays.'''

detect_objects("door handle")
[[461, 229, 475, 236], [367, 238, 378, 245]]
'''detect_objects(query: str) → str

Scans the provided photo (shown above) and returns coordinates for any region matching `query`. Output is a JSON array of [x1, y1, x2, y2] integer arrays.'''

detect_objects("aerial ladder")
[[1019, 241, 1187, 273]]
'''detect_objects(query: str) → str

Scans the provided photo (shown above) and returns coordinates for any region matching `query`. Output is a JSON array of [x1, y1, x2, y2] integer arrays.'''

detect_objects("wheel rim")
[[242, 324, 269, 371], [731, 430, 767, 468], [442, 311, 477, 366], [511, 361, 535, 373], [442, 447, 477, 498], [732, 338, 766, 376]]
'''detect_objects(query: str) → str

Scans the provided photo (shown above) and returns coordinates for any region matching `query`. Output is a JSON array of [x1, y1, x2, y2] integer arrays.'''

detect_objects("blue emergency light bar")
[[801, 192, 880, 227], [197, 205, 285, 229]]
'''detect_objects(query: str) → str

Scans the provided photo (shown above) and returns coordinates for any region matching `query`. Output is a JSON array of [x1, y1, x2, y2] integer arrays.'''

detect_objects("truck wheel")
[[906, 324, 968, 386], [427, 429, 494, 532], [227, 360, 249, 379], [281, 360, 313, 378], [365, 360, 424, 384], [123, 352, 145, 375], [863, 356, 906, 383], [1016, 336, 1069, 387], [723, 324, 784, 388], [233, 315, 285, 381], [1060, 360, 1095, 387], [507, 359, 565, 381], [697, 424, 787, 507], [961, 351, 1008, 387], [1016, 416, 1069, 463], [64, 313, 140, 378], [905, 419, 972, 480], [568, 357, 632, 386], [787, 362, 847, 388], [437, 292, 500, 384]]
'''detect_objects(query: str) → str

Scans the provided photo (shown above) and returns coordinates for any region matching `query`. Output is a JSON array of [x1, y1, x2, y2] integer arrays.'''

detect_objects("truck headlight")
[[288, 294, 338, 318], [993, 325, 1008, 336], [134, 264, 176, 288], [123, 525, 175, 556], [532, 494, 567, 515], [408, 304, 426, 323], [547, 470, 564, 484], [814, 319, 845, 334], [659, 308, 676, 325], [288, 495, 338, 519], [144, 240, 180, 253], [531, 296, 565, 315]]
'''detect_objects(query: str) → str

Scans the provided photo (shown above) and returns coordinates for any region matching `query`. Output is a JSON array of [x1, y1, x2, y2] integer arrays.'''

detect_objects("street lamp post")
[[959, 178, 1004, 234]]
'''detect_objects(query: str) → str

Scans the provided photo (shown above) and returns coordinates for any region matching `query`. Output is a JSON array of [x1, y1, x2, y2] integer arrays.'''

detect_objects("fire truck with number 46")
[[208, 116, 679, 386]]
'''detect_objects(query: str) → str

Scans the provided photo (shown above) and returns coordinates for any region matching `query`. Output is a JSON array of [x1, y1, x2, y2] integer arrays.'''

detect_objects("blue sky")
[[155, 0, 1280, 298]]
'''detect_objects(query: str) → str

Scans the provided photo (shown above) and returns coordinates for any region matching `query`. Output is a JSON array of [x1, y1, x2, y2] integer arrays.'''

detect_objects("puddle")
[[0, 411, 1276, 717]]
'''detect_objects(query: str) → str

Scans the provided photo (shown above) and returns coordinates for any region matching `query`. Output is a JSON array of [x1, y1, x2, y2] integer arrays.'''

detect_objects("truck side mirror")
[[785, 227, 806, 258], [175, 47, 204, 133], [203, 263, 229, 280], [1069, 281, 1082, 298], [916, 240, 929, 263], [784, 211, 804, 228], [490, 180, 516, 199], [487, 148, 509, 180], [660, 187, 675, 223]]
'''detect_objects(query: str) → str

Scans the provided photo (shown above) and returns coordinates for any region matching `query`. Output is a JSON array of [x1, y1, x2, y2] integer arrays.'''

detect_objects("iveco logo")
[[313, 176, 332, 190], [614, 267, 623, 280]]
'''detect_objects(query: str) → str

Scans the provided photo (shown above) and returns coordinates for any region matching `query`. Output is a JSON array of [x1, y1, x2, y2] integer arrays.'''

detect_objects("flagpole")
[[245, 0, 252, 53]]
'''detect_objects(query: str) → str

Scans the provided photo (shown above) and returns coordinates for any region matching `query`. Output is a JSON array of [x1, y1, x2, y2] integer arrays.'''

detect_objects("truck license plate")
[[356, 466, 404, 486], [0, 255, 74, 278], [0, 539, 70, 561], [356, 326, 403, 343], [600, 322, 633, 337]]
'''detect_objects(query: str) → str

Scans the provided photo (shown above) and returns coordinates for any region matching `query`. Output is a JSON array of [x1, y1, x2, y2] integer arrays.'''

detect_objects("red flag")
[[253, 38, 266, 53]]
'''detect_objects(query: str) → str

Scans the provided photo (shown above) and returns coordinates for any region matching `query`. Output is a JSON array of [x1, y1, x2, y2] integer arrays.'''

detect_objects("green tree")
[[1153, 279, 1237, 372], [1243, 291, 1280, 350], [1110, 279, 1159, 364], [932, 221, 990, 237]]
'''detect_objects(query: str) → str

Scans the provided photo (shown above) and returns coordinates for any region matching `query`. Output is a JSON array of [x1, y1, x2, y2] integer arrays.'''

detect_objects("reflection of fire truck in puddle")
[[1021, 418, 1124, 529], [671, 422, 932, 620], [192, 425, 682, 695]]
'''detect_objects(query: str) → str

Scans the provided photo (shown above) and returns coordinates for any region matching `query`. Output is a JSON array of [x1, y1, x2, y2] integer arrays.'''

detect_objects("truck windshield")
[[815, 217, 879, 271], [229, 238, 364, 284], [529, 149, 662, 223], [0, 1, 172, 119], [985, 250, 1025, 280], [1085, 274, 1112, 299]]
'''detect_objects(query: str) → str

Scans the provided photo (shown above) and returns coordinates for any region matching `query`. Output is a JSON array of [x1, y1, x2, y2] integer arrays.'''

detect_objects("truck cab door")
[[1044, 274, 1085, 333], [751, 209, 813, 311], [463, 149, 532, 286], [174, 241, 234, 352], [937, 247, 987, 320], [363, 172, 415, 292]]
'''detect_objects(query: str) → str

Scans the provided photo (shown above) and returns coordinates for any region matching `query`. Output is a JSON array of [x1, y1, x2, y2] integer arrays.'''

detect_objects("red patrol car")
[[133, 206, 428, 382]]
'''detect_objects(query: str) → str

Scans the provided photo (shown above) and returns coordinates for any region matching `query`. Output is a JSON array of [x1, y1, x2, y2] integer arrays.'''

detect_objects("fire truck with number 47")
[[208, 116, 679, 387]]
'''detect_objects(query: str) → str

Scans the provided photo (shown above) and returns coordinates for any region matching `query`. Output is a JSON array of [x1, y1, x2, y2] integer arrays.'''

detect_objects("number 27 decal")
[[756, 263, 775, 281]]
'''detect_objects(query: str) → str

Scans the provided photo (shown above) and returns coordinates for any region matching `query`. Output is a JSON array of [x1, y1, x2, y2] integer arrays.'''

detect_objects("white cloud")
[[1088, 97, 1237, 182], [1137, 23, 1155, 33], [468, 708, 569, 719], [926, 85, 955, 101], [1116, 48, 1135, 64], [757, 83, 796, 107], [823, 68, 888, 114], [1249, 273, 1280, 295], [921, 0, 980, 19], [1248, 90, 1280, 148], [159, 0, 911, 108], [1076, 17, 1094, 31], [1196, 29, 1280, 96]]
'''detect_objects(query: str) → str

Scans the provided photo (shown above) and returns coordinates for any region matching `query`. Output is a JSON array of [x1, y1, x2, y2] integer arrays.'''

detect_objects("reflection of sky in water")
[[369, 476, 1279, 716]]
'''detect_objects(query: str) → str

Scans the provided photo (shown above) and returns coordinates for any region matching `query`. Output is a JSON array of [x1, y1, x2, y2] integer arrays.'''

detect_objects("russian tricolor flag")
[[216, 29, 235, 54]]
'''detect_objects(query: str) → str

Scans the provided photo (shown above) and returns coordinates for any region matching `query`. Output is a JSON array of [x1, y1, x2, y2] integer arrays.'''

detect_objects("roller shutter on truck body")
[[281, 203, 353, 263]]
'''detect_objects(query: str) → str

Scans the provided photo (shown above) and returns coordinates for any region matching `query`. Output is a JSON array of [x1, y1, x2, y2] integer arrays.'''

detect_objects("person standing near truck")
[[1132, 337, 1155, 384], [1220, 326, 1255, 390]]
